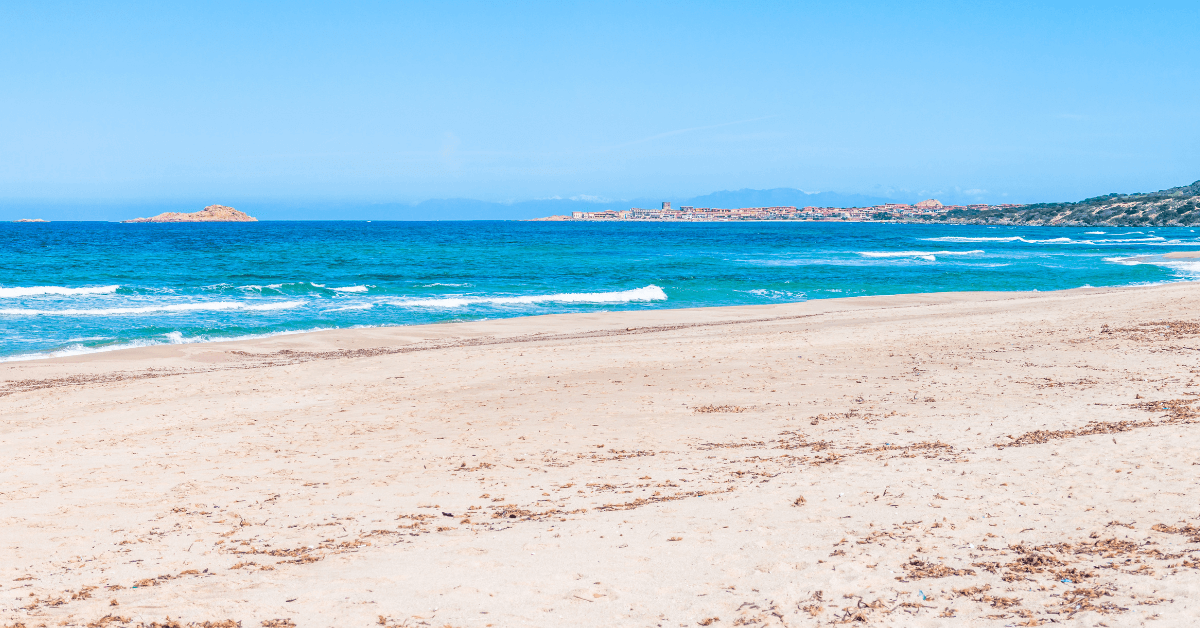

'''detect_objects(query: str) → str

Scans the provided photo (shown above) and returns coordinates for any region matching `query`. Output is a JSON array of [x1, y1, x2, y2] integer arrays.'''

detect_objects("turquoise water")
[[2, 221, 1198, 360]]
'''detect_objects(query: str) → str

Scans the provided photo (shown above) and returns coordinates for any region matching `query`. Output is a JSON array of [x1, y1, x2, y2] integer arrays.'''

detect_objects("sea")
[[3, 221, 1198, 361]]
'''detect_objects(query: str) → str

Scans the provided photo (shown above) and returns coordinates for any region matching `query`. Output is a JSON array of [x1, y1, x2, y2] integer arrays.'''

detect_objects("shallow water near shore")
[[2, 220, 1199, 359]]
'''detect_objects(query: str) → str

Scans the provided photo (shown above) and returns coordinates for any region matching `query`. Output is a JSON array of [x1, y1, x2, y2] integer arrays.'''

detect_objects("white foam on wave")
[[923, 235, 1167, 245], [858, 250, 984, 262], [922, 236, 1026, 243], [243, 282, 372, 293], [387, 285, 668, 308], [1142, 259, 1200, 277], [1145, 239, 1200, 246], [324, 303, 374, 312], [743, 289, 806, 300], [236, 284, 284, 292], [0, 300, 306, 316], [1104, 255, 1200, 277], [0, 285, 120, 298], [922, 236, 1076, 244], [0, 337, 167, 362], [1164, 261, 1200, 276], [1091, 237, 1169, 243]]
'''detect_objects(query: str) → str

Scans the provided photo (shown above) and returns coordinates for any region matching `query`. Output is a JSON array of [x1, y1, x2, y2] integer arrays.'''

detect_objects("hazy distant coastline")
[[4, 181, 1197, 224], [535, 179, 1200, 227]]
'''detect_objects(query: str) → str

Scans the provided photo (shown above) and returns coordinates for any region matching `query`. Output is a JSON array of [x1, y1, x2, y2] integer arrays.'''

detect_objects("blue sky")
[[1, 0, 1197, 212]]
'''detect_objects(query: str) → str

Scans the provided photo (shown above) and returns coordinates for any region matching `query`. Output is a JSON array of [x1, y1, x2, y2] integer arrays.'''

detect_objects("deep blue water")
[[2, 221, 1198, 360]]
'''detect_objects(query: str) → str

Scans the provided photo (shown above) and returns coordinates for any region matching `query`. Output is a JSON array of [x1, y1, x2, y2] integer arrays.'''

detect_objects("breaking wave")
[[858, 250, 984, 262], [386, 285, 668, 308]]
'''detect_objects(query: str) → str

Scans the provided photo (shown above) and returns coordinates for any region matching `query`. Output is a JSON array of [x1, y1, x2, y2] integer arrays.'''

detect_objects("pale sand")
[[1163, 251, 1200, 259], [3, 285, 1200, 627]]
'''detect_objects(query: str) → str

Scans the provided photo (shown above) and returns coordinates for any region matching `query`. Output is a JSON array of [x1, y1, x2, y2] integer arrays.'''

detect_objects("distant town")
[[533, 199, 1023, 221]]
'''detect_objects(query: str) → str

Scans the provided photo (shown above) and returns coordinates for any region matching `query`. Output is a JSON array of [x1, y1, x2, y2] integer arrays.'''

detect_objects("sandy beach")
[[3, 284, 1200, 627]]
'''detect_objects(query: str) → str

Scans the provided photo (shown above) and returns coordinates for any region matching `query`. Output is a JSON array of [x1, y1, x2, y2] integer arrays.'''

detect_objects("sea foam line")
[[387, 285, 668, 308], [0, 326, 335, 363], [1108, 257, 1200, 274], [922, 236, 1168, 244], [858, 250, 984, 261], [0, 300, 306, 316], [324, 303, 374, 312], [308, 282, 371, 292], [0, 285, 120, 298], [921, 236, 1052, 243]]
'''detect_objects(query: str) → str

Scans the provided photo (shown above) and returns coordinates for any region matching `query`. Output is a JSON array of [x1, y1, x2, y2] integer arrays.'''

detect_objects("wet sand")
[[3, 284, 1200, 626]]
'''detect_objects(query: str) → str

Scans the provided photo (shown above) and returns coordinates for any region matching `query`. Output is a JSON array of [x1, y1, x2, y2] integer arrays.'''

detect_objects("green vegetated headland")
[[927, 180, 1200, 226]]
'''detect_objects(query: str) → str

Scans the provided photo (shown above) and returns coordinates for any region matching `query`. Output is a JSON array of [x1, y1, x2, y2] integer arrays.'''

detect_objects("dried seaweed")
[[896, 559, 975, 581]]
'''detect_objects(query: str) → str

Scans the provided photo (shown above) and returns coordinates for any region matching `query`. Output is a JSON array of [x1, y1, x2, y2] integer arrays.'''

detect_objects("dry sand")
[[1162, 251, 1200, 259], [3, 284, 1200, 627]]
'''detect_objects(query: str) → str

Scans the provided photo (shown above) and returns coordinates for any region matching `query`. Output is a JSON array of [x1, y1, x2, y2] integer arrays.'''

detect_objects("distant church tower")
[[661, 202, 672, 211]]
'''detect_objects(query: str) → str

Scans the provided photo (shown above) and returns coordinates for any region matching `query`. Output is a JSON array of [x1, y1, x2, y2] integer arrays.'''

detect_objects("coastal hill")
[[539, 179, 1200, 226], [928, 180, 1200, 226], [122, 205, 257, 223]]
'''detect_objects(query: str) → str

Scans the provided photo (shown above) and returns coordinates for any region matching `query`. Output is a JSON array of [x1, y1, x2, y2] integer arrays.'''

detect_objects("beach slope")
[[3, 285, 1199, 626]]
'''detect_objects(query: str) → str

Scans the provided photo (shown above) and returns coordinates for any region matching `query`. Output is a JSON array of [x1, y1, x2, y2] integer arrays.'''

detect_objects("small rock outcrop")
[[914, 199, 944, 209], [12, 218, 50, 223], [122, 205, 257, 223]]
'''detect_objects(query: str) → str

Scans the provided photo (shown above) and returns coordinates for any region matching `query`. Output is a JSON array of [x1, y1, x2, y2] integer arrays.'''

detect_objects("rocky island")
[[122, 204, 257, 223], [12, 218, 49, 223]]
